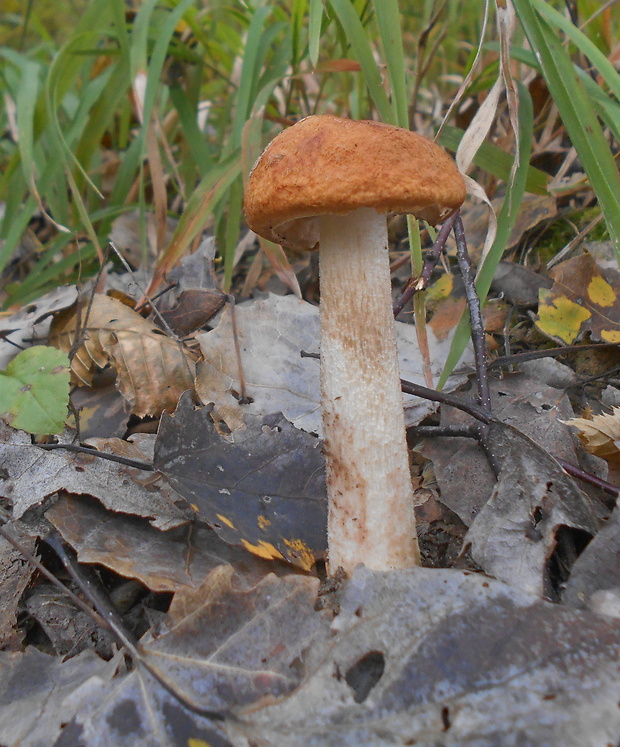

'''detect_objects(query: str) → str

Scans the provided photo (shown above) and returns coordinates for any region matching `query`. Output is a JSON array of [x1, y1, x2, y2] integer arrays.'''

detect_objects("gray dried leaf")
[[562, 502, 620, 615], [227, 566, 620, 747], [417, 374, 594, 527], [464, 421, 599, 598], [140, 566, 328, 712], [0, 423, 187, 530], [0, 647, 116, 747], [196, 294, 473, 436], [51, 667, 233, 747], [0, 285, 77, 368]]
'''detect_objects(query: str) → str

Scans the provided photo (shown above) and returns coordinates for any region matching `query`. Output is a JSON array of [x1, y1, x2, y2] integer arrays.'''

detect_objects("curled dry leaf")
[[565, 406, 620, 465], [464, 421, 598, 599], [49, 294, 198, 417]]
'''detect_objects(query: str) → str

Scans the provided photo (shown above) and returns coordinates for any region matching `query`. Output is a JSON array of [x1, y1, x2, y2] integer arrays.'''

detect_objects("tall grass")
[[0, 0, 618, 387]]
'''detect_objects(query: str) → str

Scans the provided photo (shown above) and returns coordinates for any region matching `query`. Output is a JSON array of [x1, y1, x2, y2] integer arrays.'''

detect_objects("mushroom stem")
[[318, 207, 420, 573]]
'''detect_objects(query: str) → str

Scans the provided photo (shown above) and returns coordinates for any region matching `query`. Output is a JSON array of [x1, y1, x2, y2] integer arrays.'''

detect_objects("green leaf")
[[0, 347, 70, 435]]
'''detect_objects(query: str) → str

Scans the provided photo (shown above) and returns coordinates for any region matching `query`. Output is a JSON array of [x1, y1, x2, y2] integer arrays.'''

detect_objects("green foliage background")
[[0, 0, 618, 330]]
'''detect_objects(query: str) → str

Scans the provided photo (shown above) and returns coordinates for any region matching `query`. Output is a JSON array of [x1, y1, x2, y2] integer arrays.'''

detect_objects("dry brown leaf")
[[565, 407, 620, 465], [49, 294, 197, 416], [536, 252, 620, 344]]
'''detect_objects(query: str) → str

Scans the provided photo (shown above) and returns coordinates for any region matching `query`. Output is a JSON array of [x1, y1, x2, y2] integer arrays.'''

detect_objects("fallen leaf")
[[491, 260, 552, 306], [159, 289, 226, 337], [228, 566, 620, 746], [49, 294, 197, 417], [157, 237, 227, 336], [140, 566, 329, 712], [418, 374, 596, 527], [46, 494, 275, 592], [196, 294, 473, 435], [460, 193, 557, 263], [464, 421, 599, 598], [563, 503, 620, 615], [565, 406, 620, 465], [56, 666, 234, 747], [0, 423, 188, 530], [5, 567, 620, 746], [0, 285, 78, 369], [69, 383, 129, 440], [154, 394, 327, 570], [0, 648, 117, 747], [536, 252, 620, 344], [0, 522, 37, 650], [0, 346, 69, 434]]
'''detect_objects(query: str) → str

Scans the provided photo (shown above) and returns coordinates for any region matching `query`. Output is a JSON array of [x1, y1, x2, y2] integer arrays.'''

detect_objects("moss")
[[536, 207, 610, 266]]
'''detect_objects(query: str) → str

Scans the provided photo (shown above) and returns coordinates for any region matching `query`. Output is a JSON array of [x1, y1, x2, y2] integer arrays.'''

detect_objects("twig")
[[0, 519, 110, 630], [487, 342, 620, 370], [453, 214, 491, 414], [411, 424, 480, 439], [392, 211, 457, 318], [43, 531, 139, 645], [38, 442, 154, 471], [556, 458, 619, 510], [400, 378, 491, 424], [453, 214, 499, 475], [228, 294, 250, 403]]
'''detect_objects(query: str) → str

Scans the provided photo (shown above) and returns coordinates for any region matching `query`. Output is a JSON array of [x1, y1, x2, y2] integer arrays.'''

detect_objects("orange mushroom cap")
[[244, 114, 466, 251]]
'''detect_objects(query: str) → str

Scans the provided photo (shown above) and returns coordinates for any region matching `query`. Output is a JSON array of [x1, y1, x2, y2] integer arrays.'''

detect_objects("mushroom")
[[244, 115, 465, 574]]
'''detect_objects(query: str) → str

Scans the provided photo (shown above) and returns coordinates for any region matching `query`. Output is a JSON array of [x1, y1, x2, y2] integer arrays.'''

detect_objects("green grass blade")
[[140, 0, 196, 129], [505, 42, 620, 154], [531, 0, 620, 102], [11, 57, 39, 188], [328, 0, 393, 122], [513, 0, 620, 261], [371, 0, 408, 127], [230, 6, 272, 147], [169, 84, 214, 175], [308, 0, 324, 68], [223, 179, 243, 291]]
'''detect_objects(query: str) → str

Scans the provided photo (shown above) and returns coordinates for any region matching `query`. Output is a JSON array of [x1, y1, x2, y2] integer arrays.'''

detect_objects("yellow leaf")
[[537, 290, 591, 343]]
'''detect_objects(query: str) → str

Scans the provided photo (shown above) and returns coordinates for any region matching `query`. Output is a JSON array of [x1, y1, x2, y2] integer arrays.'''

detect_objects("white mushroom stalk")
[[318, 208, 419, 571]]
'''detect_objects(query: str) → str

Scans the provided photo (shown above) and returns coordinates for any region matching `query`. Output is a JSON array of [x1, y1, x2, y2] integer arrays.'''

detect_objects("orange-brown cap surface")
[[244, 115, 466, 250]]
